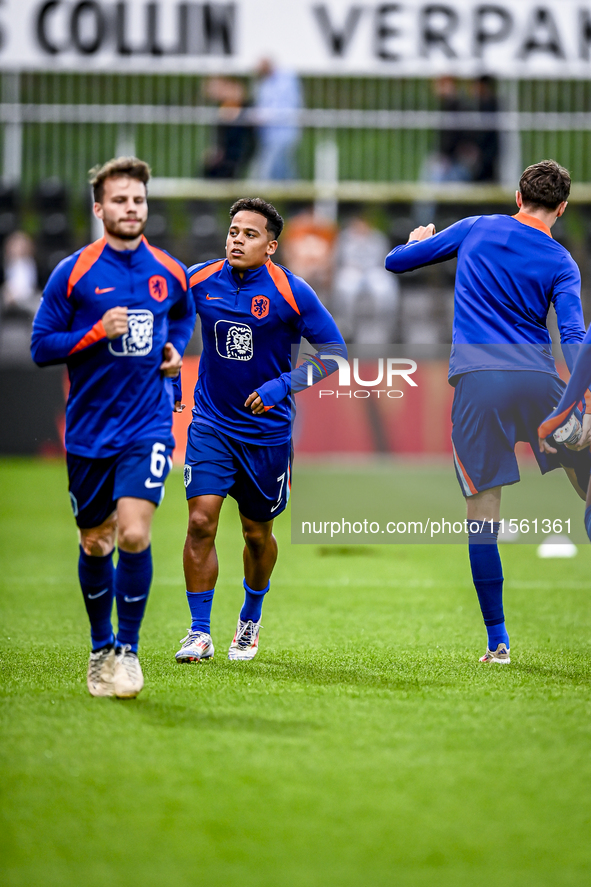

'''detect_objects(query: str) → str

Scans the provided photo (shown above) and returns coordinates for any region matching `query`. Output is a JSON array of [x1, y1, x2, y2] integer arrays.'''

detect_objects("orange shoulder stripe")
[[68, 319, 107, 355], [189, 259, 225, 288], [67, 238, 106, 298], [537, 401, 576, 439], [512, 212, 553, 239], [143, 238, 187, 291], [266, 260, 300, 315]]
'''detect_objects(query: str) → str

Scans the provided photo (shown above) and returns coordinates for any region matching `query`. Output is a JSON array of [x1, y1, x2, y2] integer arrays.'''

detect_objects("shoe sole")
[[87, 683, 115, 697], [114, 687, 143, 699], [175, 653, 214, 662], [228, 650, 258, 661], [479, 655, 511, 664]]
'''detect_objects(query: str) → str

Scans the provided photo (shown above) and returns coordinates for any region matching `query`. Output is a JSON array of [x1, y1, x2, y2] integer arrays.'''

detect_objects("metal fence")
[[3, 72, 591, 196]]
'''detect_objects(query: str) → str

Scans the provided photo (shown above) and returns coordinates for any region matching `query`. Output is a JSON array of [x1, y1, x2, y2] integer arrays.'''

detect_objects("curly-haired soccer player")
[[31, 158, 195, 698]]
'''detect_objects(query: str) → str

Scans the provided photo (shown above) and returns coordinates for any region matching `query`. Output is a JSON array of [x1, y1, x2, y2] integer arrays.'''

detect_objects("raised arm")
[[385, 216, 479, 274]]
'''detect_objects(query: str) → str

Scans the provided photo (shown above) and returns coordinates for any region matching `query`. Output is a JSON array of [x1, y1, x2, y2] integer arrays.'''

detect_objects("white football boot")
[[175, 630, 215, 662], [113, 645, 144, 698], [228, 619, 261, 661], [87, 645, 116, 697], [480, 643, 510, 664]]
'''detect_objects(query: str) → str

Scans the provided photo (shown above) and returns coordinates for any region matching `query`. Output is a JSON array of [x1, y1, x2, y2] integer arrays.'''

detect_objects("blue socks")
[[468, 520, 509, 650], [187, 589, 215, 633], [240, 579, 270, 623], [78, 546, 115, 651], [114, 547, 153, 653], [185, 581, 269, 632]]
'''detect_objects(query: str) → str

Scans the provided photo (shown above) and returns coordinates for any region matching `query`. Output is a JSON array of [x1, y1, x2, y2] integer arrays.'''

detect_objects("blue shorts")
[[67, 440, 173, 529], [451, 370, 591, 497], [184, 422, 292, 522]]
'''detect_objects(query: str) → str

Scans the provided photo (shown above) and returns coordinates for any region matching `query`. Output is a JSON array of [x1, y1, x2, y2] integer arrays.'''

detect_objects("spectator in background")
[[280, 208, 337, 304], [202, 77, 255, 179], [472, 75, 499, 183], [252, 59, 302, 180], [332, 215, 399, 344], [1, 231, 40, 317]]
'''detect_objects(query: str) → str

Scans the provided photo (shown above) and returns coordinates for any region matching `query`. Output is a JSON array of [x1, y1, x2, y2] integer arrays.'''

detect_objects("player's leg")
[[466, 487, 510, 663], [176, 494, 223, 661], [228, 439, 291, 661], [67, 452, 119, 696], [111, 441, 173, 696], [451, 372, 517, 664], [227, 513, 276, 662], [240, 512, 277, 619], [176, 423, 236, 662]]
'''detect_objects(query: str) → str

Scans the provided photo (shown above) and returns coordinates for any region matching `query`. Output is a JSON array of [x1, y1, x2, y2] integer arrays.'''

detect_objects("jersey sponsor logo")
[[206, 294, 223, 300], [251, 296, 270, 319], [149, 275, 168, 302], [108, 309, 154, 357], [95, 286, 115, 294], [215, 320, 253, 361]]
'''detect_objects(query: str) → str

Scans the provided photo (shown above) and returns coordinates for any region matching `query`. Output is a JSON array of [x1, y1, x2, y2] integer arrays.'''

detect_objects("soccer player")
[[31, 157, 195, 698], [385, 160, 591, 664], [174, 197, 345, 662]]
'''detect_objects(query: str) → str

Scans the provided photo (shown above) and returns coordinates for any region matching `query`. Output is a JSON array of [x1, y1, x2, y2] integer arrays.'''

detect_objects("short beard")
[[103, 216, 147, 240]]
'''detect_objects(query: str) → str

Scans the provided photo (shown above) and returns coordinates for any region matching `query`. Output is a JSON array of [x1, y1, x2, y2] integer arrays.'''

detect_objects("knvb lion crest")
[[108, 309, 154, 357], [214, 320, 253, 361], [149, 275, 168, 302], [251, 296, 269, 319]]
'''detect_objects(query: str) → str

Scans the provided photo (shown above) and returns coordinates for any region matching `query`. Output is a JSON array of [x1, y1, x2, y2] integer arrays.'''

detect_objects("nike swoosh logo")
[[145, 478, 163, 488], [95, 286, 115, 294], [87, 587, 109, 600], [206, 295, 223, 300], [123, 594, 147, 603]]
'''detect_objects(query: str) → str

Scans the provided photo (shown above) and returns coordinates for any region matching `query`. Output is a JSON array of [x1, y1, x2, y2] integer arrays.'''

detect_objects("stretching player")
[[174, 197, 345, 662], [386, 160, 591, 664], [31, 157, 195, 698]]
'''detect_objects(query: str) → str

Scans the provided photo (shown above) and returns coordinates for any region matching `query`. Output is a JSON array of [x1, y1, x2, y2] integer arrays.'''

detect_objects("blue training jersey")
[[385, 212, 586, 380], [31, 237, 195, 458], [180, 257, 345, 446]]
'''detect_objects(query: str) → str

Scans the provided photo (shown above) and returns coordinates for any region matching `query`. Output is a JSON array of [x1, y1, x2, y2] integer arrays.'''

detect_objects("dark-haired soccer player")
[[32, 157, 195, 698], [174, 197, 345, 662], [386, 160, 591, 664]]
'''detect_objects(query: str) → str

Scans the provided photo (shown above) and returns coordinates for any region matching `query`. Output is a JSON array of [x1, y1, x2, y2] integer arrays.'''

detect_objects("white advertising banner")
[[0, 0, 590, 76]]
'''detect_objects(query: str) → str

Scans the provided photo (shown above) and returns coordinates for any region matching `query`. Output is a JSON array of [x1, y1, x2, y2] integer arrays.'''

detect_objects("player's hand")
[[538, 436, 557, 455], [174, 401, 186, 413], [102, 306, 128, 339], [160, 342, 182, 377], [408, 223, 436, 243], [245, 391, 265, 415], [566, 412, 591, 451]]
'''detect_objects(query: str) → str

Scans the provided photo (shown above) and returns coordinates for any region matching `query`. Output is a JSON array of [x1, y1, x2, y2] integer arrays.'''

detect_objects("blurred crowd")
[[202, 59, 302, 181], [0, 70, 505, 360]]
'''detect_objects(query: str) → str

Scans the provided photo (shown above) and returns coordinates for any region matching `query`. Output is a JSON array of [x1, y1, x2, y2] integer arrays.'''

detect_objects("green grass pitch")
[[1, 458, 591, 886]]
